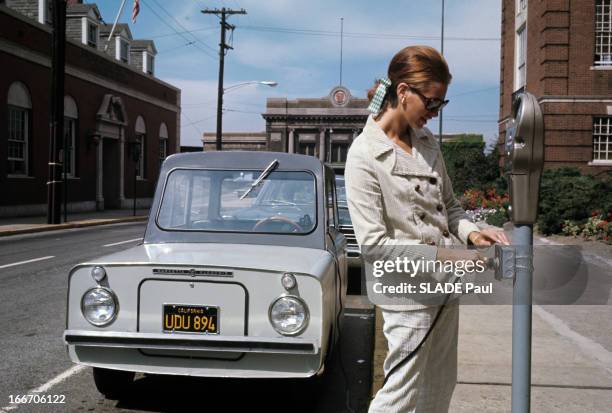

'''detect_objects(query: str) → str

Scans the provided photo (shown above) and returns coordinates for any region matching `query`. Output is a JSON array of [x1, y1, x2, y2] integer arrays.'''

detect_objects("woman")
[[345, 45, 509, 412]]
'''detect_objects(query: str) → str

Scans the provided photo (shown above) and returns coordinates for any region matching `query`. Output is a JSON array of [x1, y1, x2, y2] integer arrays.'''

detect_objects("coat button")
[[419, 212, 426, 220], [436, 204, 443, 212], [443, 230, 450, 237], [429, 177, 437, 185], [415, 184, 421, 192]]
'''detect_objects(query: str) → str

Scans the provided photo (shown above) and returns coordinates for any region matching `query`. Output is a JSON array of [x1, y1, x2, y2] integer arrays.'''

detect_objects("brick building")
[[500, 0, 612, 174], [0, 0, 180, 217]]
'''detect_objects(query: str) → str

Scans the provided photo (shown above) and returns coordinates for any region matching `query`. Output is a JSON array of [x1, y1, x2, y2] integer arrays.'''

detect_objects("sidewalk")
[[370, 303, 612, 413], [0, 209, 149, 237], [369, 233, 612, 413]]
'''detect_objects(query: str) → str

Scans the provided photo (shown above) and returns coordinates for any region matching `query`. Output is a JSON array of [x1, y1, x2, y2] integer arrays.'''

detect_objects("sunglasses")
[[409, 87, 449, 112]]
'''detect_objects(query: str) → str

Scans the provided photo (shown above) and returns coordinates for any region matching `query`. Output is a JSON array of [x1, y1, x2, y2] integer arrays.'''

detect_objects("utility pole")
[[438, 0, 445, 147], [47, 0, 66, 224], [339, 17, 344, 86], [202, 7, 247, 151]]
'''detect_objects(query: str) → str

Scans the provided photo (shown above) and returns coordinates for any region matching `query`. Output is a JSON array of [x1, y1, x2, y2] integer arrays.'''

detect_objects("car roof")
[[164, 151, 324, 176]]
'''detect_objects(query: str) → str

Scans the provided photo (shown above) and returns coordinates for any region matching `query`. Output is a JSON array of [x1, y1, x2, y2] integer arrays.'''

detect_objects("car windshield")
[[334, 176, 351, 226], [157, 169, 316, 234]]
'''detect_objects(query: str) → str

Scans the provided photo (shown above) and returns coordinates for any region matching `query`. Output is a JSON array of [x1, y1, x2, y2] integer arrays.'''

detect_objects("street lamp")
[[215, 80, 277, 151]]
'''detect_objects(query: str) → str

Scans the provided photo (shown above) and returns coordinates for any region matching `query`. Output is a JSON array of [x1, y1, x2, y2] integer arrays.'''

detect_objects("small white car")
[[63, 151, 348, 398]]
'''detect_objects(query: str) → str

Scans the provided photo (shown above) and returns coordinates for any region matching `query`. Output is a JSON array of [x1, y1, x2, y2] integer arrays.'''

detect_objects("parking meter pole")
[[512, 224, 533, 413], [503, 92, 543, 413]]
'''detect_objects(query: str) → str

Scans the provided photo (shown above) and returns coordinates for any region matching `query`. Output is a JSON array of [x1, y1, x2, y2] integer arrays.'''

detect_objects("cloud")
[[148, 1, 503, 145]]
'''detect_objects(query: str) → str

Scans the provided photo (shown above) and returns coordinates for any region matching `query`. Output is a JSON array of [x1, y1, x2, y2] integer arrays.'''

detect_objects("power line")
[[182, 112, 216, 128], [224, 108, 262, 115], [149, 26, 217, 39], [239, 25, 500, 41], [148, 0, 218, 54], [139, 0, 217, 61], [158, 41, 195, 55], [143, 23, 500, 42]]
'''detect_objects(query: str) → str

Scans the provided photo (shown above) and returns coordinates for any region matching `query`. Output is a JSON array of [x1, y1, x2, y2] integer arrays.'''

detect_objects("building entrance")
[[102, 138, 121, 208]]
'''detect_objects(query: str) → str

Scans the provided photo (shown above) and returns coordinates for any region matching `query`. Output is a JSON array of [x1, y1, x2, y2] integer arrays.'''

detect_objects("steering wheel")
[[253, 216, 303, 232]]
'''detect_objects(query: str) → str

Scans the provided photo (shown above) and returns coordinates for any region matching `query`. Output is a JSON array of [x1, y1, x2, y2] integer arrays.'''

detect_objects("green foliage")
[[537, 168, 612, 235], [485, 208, 509, 227], [441, 139, 504, 195]]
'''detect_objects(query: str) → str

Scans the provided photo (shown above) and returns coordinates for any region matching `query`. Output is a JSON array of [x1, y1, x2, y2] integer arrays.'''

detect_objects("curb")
[[0, 216, 148, 237]]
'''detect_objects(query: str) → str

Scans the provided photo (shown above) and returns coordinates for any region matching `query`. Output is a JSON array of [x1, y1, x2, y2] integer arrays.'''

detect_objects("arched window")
[[134, 115, 146, 179], [63, 95, 78, 177], [7, 81, 32, 176], [159, 122, 168, 168]]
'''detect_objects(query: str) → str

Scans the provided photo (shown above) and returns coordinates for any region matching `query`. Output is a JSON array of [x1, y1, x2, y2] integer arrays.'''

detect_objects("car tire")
[[92, 367, 135, 399]]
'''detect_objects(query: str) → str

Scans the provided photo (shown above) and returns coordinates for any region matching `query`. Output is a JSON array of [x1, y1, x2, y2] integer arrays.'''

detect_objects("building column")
[[119, 126, 126, 205], [288, 128, 295, 153], [328, 128, 334, 162], [96, 139, 104, 211], [318, 127, 326, 162]]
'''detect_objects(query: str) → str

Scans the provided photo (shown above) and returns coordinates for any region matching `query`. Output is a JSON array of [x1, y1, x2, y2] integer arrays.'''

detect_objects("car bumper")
[[64, 330, 323, 379], [64, 330, 318, 354]]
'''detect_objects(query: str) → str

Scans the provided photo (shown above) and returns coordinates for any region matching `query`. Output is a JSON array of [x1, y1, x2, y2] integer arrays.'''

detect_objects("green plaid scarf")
[[367, 77, 392, 114]]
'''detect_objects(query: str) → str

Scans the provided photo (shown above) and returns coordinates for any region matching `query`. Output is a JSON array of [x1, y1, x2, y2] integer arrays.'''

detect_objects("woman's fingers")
[[480, 229, 511, 245]]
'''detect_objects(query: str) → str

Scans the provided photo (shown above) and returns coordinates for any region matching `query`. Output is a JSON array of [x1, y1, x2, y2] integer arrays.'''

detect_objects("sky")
[[95, 0, 502, 149]]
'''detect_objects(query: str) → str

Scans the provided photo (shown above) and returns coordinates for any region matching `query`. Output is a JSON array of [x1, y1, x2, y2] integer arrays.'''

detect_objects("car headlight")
[[81, 287, 118, 326], [269, 296, 309, 336]]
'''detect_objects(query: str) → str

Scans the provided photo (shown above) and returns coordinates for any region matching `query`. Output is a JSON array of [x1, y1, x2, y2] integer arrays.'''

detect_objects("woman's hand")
[[468, 229, 511, 247]]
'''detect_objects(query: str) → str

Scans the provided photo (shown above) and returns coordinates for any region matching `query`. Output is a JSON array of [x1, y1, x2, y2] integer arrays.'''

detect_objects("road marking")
[[0, 256, 54, 269], [103, 237, 142, 247], [534, 305, 612, 376], [0, 365, 86, 412]]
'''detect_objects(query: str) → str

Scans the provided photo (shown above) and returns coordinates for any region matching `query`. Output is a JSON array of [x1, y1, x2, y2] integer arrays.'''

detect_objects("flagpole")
[[104, 0, 128, 52]]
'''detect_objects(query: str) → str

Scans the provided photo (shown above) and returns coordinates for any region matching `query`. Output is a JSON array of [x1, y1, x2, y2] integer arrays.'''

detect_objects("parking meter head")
[[504, 92, 544, 224]]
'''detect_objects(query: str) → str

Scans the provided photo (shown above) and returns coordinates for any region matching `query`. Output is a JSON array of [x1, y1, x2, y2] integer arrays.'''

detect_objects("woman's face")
[[400, 81, 448, 130]]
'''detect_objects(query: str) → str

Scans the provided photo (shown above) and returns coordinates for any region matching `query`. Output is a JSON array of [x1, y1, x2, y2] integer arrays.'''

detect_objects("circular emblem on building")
[[329, 86, 351, 107]]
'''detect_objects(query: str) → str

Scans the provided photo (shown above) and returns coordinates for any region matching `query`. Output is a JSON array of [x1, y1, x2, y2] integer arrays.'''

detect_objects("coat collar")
[[363, 115, 436, 159], [363, 115, 440, 176]]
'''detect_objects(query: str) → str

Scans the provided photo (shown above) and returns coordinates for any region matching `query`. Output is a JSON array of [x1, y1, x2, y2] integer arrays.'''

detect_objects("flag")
[[132, 0, 140, 24]]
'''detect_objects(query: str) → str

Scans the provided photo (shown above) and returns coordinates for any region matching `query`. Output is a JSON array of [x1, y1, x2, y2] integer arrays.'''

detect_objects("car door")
[[325, 167, 348, 318]]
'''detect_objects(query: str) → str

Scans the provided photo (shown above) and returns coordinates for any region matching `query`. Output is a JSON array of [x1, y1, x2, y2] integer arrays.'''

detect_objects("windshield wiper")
[[240, 159, 279, 200]]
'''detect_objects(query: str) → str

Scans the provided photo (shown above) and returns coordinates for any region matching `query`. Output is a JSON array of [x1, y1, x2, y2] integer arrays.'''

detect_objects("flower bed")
[[461, 188, 509, 227], [562, 211, 612, 244]]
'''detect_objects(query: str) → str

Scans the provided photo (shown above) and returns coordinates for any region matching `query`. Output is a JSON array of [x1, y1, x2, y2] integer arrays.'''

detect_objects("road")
[[0, 223, 374, 413]]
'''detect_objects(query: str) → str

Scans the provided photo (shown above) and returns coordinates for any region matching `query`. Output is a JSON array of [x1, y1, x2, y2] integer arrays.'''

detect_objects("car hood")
[[83, 243, 334, 276]]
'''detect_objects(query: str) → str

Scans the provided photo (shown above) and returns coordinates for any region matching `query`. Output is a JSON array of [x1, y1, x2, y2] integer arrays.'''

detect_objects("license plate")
[[163, 304, 219, 334]]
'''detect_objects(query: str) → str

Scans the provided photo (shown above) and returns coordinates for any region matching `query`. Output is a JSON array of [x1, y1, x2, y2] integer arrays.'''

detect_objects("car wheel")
[[92, 367, 135, 399]]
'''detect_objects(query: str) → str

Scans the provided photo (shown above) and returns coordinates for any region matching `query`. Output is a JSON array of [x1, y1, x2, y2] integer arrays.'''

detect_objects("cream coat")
[[345, 115, 480, 309]]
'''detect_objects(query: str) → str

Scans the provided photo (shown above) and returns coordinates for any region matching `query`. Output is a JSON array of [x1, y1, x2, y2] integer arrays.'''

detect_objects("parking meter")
[[500, 91, 545, 413], [504, 92, 544, 224]]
